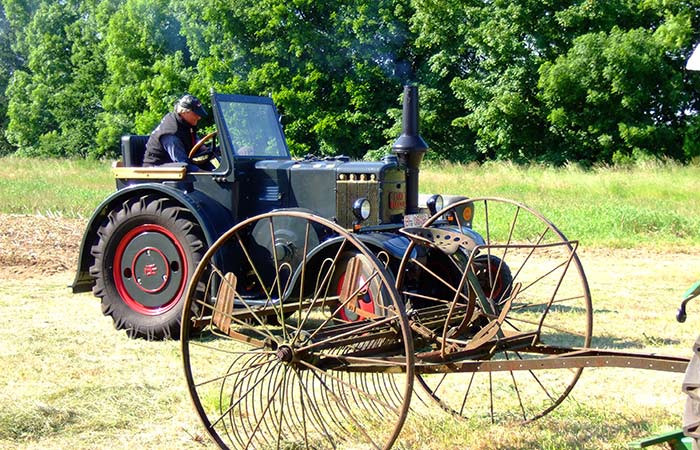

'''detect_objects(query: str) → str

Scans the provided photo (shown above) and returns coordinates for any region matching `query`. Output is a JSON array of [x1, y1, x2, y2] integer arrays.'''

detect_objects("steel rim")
[[397, 197, 592, 424], [181, 211, 414, 449]]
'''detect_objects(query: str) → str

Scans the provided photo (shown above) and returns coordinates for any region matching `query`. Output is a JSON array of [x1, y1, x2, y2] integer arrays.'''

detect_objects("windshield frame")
[[212, 93, 291, 161]]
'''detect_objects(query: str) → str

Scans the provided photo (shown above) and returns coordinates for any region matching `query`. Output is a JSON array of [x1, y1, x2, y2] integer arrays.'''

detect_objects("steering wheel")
[[188, 131, 219, 164]]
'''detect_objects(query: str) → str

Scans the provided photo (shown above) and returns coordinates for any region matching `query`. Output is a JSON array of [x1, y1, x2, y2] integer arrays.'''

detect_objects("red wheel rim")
[[336, 272, 375, 322], [113, 224, 187, 315]]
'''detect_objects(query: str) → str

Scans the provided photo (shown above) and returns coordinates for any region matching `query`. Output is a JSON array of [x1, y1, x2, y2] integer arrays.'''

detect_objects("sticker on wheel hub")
[[132, 247, 169, 293]]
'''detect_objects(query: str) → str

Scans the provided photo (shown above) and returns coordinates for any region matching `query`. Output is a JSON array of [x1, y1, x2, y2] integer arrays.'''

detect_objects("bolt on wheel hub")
[[275, 344, 294, 363]]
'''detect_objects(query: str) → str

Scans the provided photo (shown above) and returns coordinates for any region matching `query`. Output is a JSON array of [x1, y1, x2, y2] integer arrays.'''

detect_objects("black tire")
[[473, 254, 513, 303], [89, 195, 205, 340]]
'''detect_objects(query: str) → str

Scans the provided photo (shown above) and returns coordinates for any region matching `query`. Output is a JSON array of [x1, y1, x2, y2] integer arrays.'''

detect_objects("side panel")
[[237, 160, 296, 218], [71, 184, 235, 293], [288, 160, 344, 220]]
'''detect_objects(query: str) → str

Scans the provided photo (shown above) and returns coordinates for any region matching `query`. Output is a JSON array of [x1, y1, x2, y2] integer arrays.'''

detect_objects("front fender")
[[71, 183, 234, 293], [280, 231, 414, 302], [355, 232, 414, 261]]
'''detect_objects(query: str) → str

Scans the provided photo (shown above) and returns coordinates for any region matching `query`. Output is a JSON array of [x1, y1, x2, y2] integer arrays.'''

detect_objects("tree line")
[[0, 0, 699, 165]]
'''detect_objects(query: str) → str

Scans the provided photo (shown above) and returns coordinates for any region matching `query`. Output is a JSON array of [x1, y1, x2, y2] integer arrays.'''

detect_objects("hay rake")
[[180, 199, 688, 449]]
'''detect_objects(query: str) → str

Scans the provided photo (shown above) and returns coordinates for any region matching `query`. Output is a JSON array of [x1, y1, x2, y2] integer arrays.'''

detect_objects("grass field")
[[1, 156, 699, 449], [1, 254, 699, 449], [0, 157, 113, 218], [0, 156, 698, 248], [421, 161, 700, 248]]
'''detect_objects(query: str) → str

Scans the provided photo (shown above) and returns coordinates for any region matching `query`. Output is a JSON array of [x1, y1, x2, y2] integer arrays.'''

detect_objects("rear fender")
[[71, 183, 234, 293]]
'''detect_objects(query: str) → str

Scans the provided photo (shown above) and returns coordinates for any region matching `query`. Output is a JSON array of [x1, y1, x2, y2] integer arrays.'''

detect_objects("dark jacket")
[[143, 112, 198, 166]]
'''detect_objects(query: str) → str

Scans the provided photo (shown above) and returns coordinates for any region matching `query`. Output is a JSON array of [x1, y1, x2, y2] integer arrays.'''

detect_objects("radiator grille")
[[336, 180, 380, 228]]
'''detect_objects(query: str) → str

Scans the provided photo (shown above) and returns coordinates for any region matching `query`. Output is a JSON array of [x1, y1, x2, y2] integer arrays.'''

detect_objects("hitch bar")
[[325, 347, 690, 374], [416, 347, 690, 374]]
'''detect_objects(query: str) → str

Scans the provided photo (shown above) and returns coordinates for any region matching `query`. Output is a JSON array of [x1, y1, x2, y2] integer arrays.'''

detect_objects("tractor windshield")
[[214, 94, 290, 158]]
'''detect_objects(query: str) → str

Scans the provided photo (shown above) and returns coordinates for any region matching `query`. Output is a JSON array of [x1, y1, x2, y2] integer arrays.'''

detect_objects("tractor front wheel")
[[90, 195, 205, 340]]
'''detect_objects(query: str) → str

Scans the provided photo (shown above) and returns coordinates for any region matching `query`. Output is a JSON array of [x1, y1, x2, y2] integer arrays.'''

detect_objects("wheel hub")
[[275, 344, 294, 363], [131, 247, 170, 293], [113, 225, 187, 314]]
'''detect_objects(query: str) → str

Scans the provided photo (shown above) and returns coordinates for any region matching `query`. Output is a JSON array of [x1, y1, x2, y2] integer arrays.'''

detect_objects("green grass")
[[0, 156, 698, 249], [1, 266, 697, 449], [0, 156, 113, 218], [421, 161, 700, 248], [0, 274, 212, 449], [1, 156, 697, 247]]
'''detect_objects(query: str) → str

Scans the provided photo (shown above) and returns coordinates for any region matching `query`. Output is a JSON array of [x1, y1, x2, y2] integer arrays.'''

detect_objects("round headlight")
[[353, 198, 371, 221], [426, 194, 444, 215]]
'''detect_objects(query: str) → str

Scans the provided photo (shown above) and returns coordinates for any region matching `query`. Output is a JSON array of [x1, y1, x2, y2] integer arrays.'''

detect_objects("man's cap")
[[177, 94, 207, 118]]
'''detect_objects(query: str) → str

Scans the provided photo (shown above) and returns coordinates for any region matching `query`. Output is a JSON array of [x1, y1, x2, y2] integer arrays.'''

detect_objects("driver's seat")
[[120, 135, 149, 167]]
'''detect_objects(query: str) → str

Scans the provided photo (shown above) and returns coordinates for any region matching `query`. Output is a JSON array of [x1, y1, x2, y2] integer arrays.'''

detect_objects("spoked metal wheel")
[[397, 197, 592, 424], [182, 211, 414, 449]]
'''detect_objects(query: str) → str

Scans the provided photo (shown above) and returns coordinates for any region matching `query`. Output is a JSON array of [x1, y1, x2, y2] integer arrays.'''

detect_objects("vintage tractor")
[[72, 86, 452, 339]]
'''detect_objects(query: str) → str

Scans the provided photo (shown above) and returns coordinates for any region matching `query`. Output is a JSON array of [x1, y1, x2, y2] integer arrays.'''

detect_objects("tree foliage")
[[96, 0, 193, 157], [538, 1, 700, 164], [0, 0, 698, 164]]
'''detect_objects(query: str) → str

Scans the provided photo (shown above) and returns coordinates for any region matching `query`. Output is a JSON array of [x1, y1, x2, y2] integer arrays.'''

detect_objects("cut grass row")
[[1, 264, 696, 449], [0, 156, 698, 248]]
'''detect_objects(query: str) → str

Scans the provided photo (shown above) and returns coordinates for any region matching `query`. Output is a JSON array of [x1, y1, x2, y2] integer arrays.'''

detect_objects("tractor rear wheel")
[[90, 195, 205, 340], [332, 251, 383, 322]]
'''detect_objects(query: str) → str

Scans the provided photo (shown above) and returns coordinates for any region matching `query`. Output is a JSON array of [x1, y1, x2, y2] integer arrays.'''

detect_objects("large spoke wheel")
[[397, 197, 592, 424], [182, 211, 414, 449]]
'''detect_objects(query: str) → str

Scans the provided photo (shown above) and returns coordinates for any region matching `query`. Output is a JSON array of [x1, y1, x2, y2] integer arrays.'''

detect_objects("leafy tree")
[[0, 0, 698, 164], [4, 0, 120, 157], [412, 0, 571, 163], [0, 5, 22, 154], [539, 3, 698, 164], [1, 0, 41, 56], [96, 0, 193, 157], [412, 0, 700, 164], [178, 0, 421, 158], [4, 1, 75, 155]]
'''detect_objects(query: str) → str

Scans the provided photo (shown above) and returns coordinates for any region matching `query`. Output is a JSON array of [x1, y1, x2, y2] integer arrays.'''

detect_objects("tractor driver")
[[143, 94, 209, 170]]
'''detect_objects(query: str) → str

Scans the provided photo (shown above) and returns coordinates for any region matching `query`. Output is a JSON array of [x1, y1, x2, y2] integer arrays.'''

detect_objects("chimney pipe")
[[392, 85, 428, 215]]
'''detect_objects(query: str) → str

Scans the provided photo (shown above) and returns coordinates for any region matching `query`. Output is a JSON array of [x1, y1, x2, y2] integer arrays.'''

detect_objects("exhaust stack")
[[392, 85, 428, 215]]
